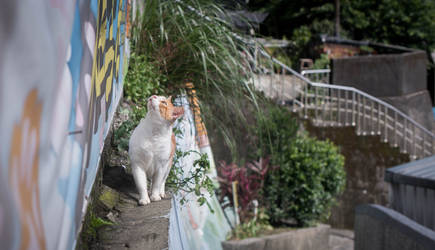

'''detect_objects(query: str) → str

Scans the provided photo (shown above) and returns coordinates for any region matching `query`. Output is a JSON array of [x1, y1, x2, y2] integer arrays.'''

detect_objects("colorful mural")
[[0, 0, 130, 249]]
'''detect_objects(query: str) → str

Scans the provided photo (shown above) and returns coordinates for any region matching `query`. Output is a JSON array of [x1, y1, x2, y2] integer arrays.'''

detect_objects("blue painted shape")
[[57, 139, 83, 250], [90, 0, 98, 18], [432, 107, 435, 119], [67, 1, 84, 131]]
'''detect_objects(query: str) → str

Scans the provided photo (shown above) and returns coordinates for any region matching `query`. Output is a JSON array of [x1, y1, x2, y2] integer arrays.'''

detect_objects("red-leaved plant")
[[217, 157, 272, 222]]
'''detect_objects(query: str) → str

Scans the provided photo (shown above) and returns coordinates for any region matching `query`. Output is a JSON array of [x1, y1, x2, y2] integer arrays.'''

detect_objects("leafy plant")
[[217, 157, 272, 222], [124, 53, 165, 105], [312, 53, 330, 69], [166, 149, 215, 212], [263, 136, 345, 227], [85, 211, 114, 239], [229, 208, 273, 240], [132, 0, 269, 162], [113, 105, 147, 152], [257, 105, 299, 159]]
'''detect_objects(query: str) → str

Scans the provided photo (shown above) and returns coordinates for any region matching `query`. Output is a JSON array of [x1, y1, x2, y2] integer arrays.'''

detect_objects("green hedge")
[[263, 135, 345, 226]]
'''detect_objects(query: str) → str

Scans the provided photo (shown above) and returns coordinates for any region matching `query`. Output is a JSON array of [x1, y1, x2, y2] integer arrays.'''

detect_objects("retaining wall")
[[355, 204, 435, 250], [331, 51, 427, 97]]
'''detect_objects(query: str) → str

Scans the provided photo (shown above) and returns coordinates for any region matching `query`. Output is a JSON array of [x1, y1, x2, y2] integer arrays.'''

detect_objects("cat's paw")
[[138, 197, 150, 206], [150, 193, 161, 202]]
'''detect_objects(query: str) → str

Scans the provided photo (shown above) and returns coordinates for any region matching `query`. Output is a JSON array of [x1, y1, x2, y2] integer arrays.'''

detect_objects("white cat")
[[129, 95, 184, 205]]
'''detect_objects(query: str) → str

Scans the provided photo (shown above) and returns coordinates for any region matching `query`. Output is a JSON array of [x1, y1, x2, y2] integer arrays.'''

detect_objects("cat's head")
[[147, 95, 184, 123]]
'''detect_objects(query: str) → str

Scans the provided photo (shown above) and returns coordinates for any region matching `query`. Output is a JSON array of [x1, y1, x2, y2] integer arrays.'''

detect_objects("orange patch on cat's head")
[[159, 96, 184, 123]]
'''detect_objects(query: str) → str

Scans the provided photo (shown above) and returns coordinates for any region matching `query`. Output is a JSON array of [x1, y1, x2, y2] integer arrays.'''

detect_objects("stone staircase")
[[254, 51, 435, 160]]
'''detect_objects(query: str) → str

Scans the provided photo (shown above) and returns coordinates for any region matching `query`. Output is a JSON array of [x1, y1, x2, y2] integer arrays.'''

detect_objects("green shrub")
[[257, 105, 299, 159], [113, 105, 147, 152], [312, 53, 330, 69], [263, 136, 345, 226], [124, 53, 165, 105]]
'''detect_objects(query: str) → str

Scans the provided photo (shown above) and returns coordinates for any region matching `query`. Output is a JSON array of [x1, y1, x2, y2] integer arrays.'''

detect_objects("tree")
[[341, 0, 435, 51], [248, 0, 435, 51]]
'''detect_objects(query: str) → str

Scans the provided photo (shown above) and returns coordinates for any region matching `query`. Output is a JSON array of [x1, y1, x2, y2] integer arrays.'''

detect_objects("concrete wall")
[[381, 90, 435, 132], [331, 51, 427, 97], [0, 1, 130, 249], [222, 224, 330, 250], [331, 51, 435, 132], [355, 204, 435, 250]]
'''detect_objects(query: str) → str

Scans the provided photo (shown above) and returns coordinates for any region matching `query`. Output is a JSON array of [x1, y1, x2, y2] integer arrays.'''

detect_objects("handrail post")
[[345, 90, 348, 126], [412, 125, 416, 159], [383, 106, 388, 143], [304, 83, 308, 119], [322, 88, 326, 126], [377, 102, 381, 134], [315, 86, 318, 125], [352, 92, 356, 126], [356, 94, 360, 135], [329, 89, 332, 124], [394, 112, 398, 147], [403, 119, 407, 154], [362, 96, 366, 135], [337, 89, 341, 126], [371, 100, 374, 135]]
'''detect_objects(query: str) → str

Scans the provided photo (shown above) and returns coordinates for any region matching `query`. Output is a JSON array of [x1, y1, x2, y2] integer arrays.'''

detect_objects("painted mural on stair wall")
[[0, 0, 130, 249]]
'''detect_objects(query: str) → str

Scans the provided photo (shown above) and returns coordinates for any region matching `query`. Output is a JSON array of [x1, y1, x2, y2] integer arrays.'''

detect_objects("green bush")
[[124, 53, 165, 105], [312, 53, 330, 69], [256, 105, 299, 159], [263, 136, 345, 226], [113, 105, 147, 152]]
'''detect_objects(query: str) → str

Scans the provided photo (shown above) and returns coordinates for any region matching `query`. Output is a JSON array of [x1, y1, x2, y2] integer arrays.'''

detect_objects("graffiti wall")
[[0, 0, 130, 249]]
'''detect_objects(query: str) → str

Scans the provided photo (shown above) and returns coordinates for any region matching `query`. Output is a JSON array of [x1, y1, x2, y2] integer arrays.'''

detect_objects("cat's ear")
[[167, 96, 172, 103]]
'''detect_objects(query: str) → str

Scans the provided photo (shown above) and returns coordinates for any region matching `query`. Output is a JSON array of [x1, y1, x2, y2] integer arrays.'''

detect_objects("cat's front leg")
[[131, 163, 150, 205], [160, 159, 173, 198], [150, 165, 166, 201]]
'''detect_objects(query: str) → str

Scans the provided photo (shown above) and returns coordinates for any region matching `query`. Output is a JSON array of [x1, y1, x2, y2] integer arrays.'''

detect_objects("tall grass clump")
[[131, 0, 266, 162]]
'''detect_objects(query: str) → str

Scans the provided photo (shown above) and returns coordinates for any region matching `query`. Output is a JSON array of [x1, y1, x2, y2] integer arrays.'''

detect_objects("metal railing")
[[256, 50, 435, 159], [301, 69, 331, 83]]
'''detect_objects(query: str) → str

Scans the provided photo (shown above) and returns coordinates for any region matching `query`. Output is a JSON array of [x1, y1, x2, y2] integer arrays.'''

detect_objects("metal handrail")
[[301, 69, 330, 83], [257, 49, 435, 159], [301, 69, 331, 75], [262, 50, 434, 136]]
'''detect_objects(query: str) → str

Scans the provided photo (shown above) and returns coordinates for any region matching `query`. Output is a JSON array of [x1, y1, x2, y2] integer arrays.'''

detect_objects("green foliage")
[[166, 149, 215, 212], [341, 0, 435, 51], [131, 0, 267, 162], [229, 209, 273, 240], [85, 211, 114, 239], [113, 105, 147, 152], [124, 53, 165, 104], [312, 53, 330, 69], [249, 0, 435, 51], [263, 136, 345, 226], [257, 105, 299, 158]]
